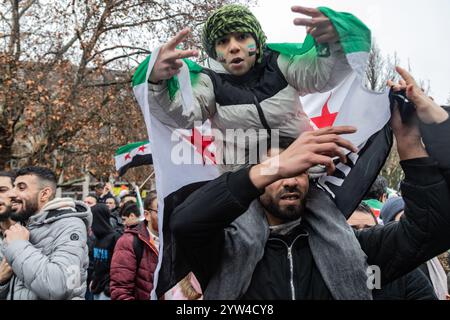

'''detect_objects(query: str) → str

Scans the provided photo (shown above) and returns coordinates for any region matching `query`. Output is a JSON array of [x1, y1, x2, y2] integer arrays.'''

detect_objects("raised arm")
[[357, 88, 450, 284], [170, 126, 357, 284], [277, 6, 370, 95], [144, 28, 216, 129], [389, 67, 450, 181]]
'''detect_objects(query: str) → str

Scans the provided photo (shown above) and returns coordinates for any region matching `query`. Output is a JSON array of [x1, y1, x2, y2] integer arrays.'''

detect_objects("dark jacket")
[[90, 204, 120, 296], [373, 268, 437, 300], [170, 151, 450, 299], [109, 209, 124, 235], [110, 221, 158, 300]]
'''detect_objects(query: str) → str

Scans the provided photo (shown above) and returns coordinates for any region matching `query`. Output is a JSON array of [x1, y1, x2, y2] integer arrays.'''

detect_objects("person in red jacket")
[[110, 194, 159, 300]]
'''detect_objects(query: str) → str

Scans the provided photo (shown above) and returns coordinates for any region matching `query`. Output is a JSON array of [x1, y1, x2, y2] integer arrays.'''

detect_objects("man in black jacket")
[[348, 203, 437, 300], [170, 67, 450, 299]]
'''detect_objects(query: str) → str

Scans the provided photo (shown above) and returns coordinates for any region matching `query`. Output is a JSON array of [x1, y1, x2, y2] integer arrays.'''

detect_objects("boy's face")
[[214, 32, 257, 76]]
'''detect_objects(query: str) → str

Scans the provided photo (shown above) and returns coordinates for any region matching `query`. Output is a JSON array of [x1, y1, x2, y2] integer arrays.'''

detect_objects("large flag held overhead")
[[114, 141, 153, 176], [133, 7, 393, 299]]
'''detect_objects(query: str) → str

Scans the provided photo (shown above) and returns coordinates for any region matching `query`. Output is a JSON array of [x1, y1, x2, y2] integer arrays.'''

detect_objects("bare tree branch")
[[82, 79, 131, 88], [87, 45, 151, 63], [18, 0, 37, 19], [102, 13, 190, 32], [101, 51, 150, 66]]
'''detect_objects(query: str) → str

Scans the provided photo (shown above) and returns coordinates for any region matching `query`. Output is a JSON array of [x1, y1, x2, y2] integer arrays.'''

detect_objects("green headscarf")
[[202, 4, 267, 63]]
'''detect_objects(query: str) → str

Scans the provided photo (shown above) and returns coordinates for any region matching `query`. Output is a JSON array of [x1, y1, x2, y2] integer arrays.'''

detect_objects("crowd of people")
[[0, 3, 449, 300]]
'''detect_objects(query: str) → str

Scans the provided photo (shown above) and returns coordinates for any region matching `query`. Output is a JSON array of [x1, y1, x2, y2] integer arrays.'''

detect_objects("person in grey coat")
[[0, 166, 92, 300]]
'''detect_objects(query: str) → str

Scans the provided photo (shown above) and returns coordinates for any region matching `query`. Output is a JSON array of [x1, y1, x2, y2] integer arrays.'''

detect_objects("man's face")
[[214, 32, 257, 76], [84, 196, 97, 207], [94, 187, 103, 197], [121, 214, 139, 227], [105, 198, 116, 211], [8, 174, 41, 222], [120, 196, 136, 207], [148, 198, 158, 231], [259, 148, 309, 224], [347, 211, 377, 230], [0, 176, 13, 220]]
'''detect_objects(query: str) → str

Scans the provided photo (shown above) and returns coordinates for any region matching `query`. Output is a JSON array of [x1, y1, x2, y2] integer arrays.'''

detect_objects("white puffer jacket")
[[0, 198, 92, 300]]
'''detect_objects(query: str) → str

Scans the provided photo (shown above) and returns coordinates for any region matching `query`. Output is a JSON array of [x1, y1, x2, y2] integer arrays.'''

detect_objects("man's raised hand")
[[149, 28, 199, 83], [388, 66, 448, 124], [291, 6, 338, 44], [250, 126, 358, 190]]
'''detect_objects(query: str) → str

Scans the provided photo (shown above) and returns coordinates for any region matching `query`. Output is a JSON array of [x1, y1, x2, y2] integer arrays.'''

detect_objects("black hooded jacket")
[[90, 204, 121, 296]]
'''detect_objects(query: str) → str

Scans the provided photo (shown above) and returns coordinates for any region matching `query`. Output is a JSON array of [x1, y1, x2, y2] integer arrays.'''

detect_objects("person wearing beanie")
[[380, 196, 405, 224], [147, 4, 370, 172]]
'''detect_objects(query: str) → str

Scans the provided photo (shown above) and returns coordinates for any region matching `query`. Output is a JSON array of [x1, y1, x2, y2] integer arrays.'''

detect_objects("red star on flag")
[[125, 153, 131, 160], [311, 94, 338, 128], [138, 145, 146, 152], [184, 128, 216, 164]]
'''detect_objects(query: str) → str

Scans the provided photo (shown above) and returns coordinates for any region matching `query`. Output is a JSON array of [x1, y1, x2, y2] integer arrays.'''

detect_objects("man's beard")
[[10, 197, 39, 223], [261, 187, 307, 223], [262, 198, 306, 223], [0, 205, 12, 222]]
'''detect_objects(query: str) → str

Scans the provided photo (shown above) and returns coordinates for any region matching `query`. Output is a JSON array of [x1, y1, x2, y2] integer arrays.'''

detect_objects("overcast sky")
[[250, 0, 450, 104]]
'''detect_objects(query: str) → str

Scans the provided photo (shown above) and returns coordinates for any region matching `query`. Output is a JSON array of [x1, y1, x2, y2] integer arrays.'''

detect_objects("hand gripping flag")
[[133, 7, 393, 299]]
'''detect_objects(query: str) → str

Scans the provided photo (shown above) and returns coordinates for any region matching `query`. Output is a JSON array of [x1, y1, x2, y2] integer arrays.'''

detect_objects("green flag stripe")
[[132, 55, 203, 100], [266, 34, 315, 57], [115, 141, 149, 156], [132, 56, 150, 87], [319, 7, 371, 54]]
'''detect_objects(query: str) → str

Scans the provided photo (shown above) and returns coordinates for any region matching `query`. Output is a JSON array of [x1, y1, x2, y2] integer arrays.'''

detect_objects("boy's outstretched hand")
[[150, 28, 199, 83], [291, 6, 339, 44]]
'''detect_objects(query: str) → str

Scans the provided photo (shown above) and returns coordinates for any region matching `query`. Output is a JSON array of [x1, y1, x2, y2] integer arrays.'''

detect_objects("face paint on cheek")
[[248, 43, 257, 57], [216, 51, 226, 63]]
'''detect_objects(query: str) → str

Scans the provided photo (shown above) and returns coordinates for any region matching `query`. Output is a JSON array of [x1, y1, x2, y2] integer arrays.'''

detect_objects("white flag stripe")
[[133, 48, 220, 300], [114, 143, 152, 171], [302, 72, 391, 148]]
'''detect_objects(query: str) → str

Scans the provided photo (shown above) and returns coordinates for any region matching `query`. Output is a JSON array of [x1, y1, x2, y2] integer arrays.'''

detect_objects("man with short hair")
[[120, 202, 141, 228], [169, 68, 450, 299], [0, 171, 16, 289], [84, 195, 97, 207], [94, 182, 114, 204], [0, 172, 16, 234], [110, 195, 159, 300], [143, 191, 159, 247], [362, 176, 389, 218], [0, 166, 92, 300], [105, 197, 117, 211], [347, 202, 378, 231], [119, 194, 137, 208]]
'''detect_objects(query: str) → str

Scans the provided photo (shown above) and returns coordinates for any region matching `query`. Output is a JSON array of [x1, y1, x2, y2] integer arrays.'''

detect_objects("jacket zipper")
[[251, 94, 272, 136], [10, 275, 15, 300], [269, 233, 308, 300]]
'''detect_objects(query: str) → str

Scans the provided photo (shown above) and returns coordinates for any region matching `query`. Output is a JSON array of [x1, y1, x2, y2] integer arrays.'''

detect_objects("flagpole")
[[139, 171, 155, 190], [132, 182, 145, 218]]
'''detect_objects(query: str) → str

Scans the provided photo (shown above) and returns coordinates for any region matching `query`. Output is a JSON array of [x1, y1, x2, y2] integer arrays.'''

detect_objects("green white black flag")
[[114, 141, 153, 176]]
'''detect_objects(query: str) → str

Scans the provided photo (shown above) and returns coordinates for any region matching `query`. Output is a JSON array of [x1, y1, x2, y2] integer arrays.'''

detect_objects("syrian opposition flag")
[[133, 7, 392, 299], [114, 141, 153, 176], [132, 47, 220, 300]]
